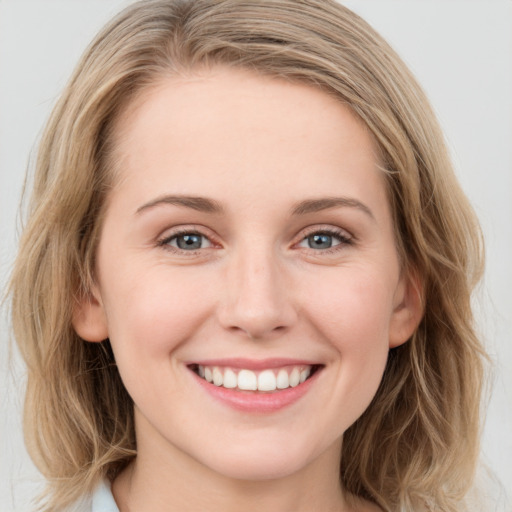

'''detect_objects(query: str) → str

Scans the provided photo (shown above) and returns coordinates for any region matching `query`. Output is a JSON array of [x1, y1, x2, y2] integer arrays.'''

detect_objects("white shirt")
[[68, 479, 119, 512]]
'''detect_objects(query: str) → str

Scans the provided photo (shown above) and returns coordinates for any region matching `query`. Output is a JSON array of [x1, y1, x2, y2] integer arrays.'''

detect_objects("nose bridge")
[[218, 241, 296, 339]]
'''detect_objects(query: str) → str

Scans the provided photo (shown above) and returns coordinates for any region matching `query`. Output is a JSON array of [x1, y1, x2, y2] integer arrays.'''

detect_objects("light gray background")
[[1, 1, 511, 510]]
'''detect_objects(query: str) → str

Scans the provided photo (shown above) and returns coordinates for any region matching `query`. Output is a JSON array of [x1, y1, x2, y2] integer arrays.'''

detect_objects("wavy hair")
[[9, 1, 486, 510]]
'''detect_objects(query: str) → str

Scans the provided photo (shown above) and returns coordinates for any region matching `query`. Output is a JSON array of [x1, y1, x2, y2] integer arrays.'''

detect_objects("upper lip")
[[186, 358, 322, 371]]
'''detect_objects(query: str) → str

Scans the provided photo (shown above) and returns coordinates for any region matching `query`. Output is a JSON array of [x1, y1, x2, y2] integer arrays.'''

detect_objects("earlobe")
[[72, 286, 108, 343], [389, 270, 424, 348]]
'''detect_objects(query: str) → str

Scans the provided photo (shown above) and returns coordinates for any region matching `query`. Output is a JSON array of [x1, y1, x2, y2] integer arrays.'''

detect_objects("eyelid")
[[298, 224, 353, 241]]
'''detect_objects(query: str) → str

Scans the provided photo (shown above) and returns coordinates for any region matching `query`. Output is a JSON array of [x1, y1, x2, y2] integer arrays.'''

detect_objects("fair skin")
[[74, 67, 421, 512]]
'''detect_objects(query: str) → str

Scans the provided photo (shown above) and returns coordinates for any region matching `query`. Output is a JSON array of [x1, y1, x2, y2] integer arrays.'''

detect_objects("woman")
[[9, 1, 489, 510]]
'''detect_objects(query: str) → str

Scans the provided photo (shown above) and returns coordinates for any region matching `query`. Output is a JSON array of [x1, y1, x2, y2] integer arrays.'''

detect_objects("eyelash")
[[156, 228, 214, 255], [298, 227, 353, 254], [156, 226, 353, 255]]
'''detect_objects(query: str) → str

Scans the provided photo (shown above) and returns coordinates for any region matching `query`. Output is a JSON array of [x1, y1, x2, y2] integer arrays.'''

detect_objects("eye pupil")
[[177, 234, 202, 250], [308, 234, 332, 249]]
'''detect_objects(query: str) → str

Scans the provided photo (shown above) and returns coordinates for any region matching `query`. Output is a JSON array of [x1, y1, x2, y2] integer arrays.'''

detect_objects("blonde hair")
[[10, 1, 486, 510]]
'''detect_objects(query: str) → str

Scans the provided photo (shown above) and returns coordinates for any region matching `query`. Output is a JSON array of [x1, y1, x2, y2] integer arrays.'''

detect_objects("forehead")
[[108, 67, 388, 218]]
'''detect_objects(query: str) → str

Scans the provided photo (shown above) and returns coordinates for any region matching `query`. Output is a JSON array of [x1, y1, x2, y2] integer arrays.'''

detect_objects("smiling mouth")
[[188, 364, 322, 392]]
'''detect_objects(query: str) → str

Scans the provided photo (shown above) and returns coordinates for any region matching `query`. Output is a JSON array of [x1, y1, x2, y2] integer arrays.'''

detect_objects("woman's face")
[[74, 67, 420, 481]]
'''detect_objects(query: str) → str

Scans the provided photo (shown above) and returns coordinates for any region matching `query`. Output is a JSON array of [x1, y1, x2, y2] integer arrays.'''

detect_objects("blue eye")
[[307, 233, 336, 249], [298, 230, 350, 251], [164, 232, 212, 251]]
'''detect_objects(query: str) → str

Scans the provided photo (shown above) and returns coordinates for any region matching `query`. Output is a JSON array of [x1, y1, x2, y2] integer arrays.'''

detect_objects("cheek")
[[305, 267, 396, 347], [303, 268, 395, 404], [100, 263, 215, 360]]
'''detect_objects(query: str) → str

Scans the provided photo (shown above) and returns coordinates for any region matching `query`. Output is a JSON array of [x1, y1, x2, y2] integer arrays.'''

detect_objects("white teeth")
[[223, 368, 237, 388], [212, 367, 223, 386], [289, 368, 300, 387], [258, 370, 277, 391], [195, 364, 315, 391], [276, 369, 289, 389], [238, 369, 258, 391]]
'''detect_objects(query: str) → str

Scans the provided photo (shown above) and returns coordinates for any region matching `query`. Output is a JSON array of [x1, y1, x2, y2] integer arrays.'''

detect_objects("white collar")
[[91, 479, 119, 512]]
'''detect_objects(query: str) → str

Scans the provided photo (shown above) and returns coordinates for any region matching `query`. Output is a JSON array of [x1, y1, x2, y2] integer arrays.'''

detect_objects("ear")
[[388, 269, 423, 348], [72, 285, 109, 343]]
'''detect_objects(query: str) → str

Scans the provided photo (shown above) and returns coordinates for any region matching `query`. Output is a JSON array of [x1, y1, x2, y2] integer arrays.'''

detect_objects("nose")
[[217, 246, 297, 340]]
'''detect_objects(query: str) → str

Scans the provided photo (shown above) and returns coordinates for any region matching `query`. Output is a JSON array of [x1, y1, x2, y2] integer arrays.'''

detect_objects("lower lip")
[[191, 369, 321, 413]]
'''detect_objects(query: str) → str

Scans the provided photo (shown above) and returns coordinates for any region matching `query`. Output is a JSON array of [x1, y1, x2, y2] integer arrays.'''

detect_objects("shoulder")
[[65, 478, 119, 512]]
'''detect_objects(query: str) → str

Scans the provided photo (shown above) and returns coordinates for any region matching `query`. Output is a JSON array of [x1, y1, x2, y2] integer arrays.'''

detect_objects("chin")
[[195, 437, 324, 482], [207, 458, 306, 482]]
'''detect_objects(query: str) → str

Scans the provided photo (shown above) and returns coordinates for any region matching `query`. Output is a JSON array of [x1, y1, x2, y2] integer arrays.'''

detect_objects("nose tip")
[[217, 256, 297, 340], [225, 303, 290, 340]]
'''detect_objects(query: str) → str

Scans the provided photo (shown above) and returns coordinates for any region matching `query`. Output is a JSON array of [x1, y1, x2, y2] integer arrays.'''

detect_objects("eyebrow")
[[291, 197, 375, 219], [135, 195, 224, 215], [135, 194, 374, 219]]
